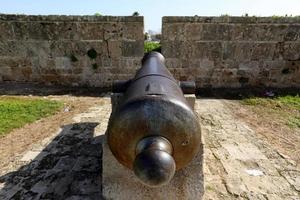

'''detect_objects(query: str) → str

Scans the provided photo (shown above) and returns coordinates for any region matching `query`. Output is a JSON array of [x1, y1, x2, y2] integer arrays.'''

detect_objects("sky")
[[1, 0, 300, 32]]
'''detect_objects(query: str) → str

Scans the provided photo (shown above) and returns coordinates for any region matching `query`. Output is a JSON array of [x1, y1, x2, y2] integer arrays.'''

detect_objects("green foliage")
[[287, 116, 300, 128], [271, 15, 286, 19], [243, 95, 300, 110], [270, 15, 300, 19], [220, 14, 230, 17], [132, 11, 140, 16], [94, 12, 102, 16], [144, 42, 161, 53], [277, 95, 300, 110], [242, 95, 300, 129], [0, 97, 63, 136]]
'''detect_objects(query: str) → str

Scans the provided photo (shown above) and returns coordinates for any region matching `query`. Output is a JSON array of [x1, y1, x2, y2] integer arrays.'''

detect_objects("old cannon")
[[107, 52, 201, 187]]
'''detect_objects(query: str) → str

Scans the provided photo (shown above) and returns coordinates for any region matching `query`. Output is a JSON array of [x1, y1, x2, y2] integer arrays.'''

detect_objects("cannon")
[[107, 52, 201, 187]]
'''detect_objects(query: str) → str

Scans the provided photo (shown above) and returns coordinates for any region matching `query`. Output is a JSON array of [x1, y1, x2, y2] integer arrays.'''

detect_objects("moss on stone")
[[92, 63, 98, 70], [70, 54, 78, 62], [282, 68, 290, 74], [87, 48, 97, 59]]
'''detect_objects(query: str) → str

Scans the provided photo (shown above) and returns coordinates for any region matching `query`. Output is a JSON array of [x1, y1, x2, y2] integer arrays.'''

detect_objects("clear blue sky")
[[1, 0, 299, 32]]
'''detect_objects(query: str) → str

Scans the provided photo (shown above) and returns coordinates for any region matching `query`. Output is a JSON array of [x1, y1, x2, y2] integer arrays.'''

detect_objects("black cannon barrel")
[[107, 52, 201, 187]]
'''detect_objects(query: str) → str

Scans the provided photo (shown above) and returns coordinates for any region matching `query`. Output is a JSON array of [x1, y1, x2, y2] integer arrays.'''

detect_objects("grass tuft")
[[242, 95, 300, 129], [0, 97, 63, 136]]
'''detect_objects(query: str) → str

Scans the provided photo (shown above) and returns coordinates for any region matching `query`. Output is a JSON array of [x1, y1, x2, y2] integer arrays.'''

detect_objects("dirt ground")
[[0, 95, 299, 199], [0, 95, 105, 173], [228, 101, 300, 165]]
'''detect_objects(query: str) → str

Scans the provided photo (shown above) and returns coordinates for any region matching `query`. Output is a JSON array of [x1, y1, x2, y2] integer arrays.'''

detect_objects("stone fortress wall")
[[0, 14, 144, 88], [0, 14, 299, 89], [162, 16, 300, 88]]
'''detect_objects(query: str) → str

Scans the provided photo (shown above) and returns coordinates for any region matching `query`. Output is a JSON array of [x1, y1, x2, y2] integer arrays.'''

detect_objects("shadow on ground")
[[197, 87, 300, 99], [1, 83, 299, 99], [0, 122, 104, 200], [0, 83, 110, 97]]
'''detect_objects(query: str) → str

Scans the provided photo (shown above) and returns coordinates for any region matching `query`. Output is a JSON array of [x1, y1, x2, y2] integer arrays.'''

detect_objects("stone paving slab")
[[198, 99, 300, 200], [0, 98, 299, 199]]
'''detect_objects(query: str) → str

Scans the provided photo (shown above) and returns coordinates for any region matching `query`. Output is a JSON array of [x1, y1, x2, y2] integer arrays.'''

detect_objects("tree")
[[132, 11, 140, 16], [144, 32, 150, 41], [94, 12, 102, 16]]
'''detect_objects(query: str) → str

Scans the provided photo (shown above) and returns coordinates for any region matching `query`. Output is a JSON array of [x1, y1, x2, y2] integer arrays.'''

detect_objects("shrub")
[[144, 41, 161, 53]]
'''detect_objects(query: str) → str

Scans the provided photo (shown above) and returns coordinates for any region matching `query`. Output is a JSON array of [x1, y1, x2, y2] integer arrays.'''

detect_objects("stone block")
[[0, 14, 144, 86], [122, 22, 145, 41], [191, 41, 222, 60], [120, 57, 141, 70], [185, 23, 203, 41], [222, 42, 254, 61], [0, 22, 13, 40], [215, 24, 232, 41], [185, 94, 196, 110], [55, 57, 72, 70], [12, 21, 79, 40], [77, 22, 105, 40], [256, 24, 288, 41], [251, 42, 277, 60], [0, 57, 30, 68], [26, 41, 51, 57], [102, 136, 204, 200], [165, 58, 182, 68], [103, 22, 124, 41], [0, 41, 27, 57], [184, 23, 231, 41], [284, 25, 300, 41], [107, 41, 122, 58], [161, 40, 184, 58], [282, 42, 300, 61], [121, 41, 144, 57], [222, 143, 268, 161], [162, 23, 186, 41], [230, 24, 289, 41], [200, 24, 218, 41], [169, 68, 190, 81]]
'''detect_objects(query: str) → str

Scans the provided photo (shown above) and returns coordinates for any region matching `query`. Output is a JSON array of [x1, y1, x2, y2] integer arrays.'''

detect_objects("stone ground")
[[0, 97, 299, 199], [199, 99, 300, 200]]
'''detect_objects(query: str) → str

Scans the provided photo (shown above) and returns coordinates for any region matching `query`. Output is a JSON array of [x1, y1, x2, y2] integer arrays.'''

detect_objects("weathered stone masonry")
[[162, 16, 300, 88], [0, 14, 144, 87], [0, 15, 299, 89]]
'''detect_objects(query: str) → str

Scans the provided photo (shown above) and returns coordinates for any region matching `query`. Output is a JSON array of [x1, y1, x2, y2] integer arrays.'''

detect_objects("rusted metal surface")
[[107, 52, 201, 187]]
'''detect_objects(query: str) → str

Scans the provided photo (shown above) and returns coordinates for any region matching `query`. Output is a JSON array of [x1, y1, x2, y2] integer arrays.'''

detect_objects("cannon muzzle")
[[107, 52, 201, 187], [133, 136, 175, 187]]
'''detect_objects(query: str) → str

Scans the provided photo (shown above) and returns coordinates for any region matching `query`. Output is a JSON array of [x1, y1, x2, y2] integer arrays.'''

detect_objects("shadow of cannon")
[[0, 122, 104, 200]]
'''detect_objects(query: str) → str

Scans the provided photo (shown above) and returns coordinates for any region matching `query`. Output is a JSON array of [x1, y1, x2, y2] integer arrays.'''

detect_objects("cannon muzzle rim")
[[133, 136, 176, 187]]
